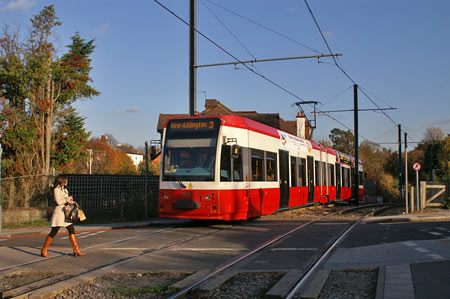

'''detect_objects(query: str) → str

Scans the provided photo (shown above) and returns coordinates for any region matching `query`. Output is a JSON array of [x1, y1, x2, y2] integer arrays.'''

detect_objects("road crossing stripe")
[[403, 241, 418, 247], [414, 247, 429, 253], [427, 253, 443, 259], [429, 232, 443, 236]]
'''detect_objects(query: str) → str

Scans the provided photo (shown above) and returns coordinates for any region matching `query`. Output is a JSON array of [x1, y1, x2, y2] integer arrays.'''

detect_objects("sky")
[[1, 0, 449, 150]]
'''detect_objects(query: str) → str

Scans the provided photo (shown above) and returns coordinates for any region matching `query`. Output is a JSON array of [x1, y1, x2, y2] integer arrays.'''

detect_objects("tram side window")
[[358, 171, 363, 185], [342, 167, 349, 187], [328, 164, 335, 186], [299, 158, 307, 186], [233, 147, 243, 181], [315, 161, 320, 186], [291, 157, 297, 187], [251, 149, 264, 181], [220, 145, 231, 182], [266, 151, 277, 181], [322, 162, 327, 186]]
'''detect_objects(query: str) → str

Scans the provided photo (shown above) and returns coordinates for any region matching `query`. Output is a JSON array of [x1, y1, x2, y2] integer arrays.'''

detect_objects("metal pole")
[[0, 144, 2, 233], [189, 0, 197, 116], [405, 133, 408, 214], [145, 141, 149, 219], [88, 149, 93, 174], [416, 170, 419, 211], [398, 124, 402, 202], [353, 84, 359, 206]]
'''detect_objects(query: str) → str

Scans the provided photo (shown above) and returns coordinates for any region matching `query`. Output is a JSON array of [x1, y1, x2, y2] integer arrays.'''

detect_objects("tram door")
[[307, 156, 315, 203], [336, 164, 341, 200], [279, 150, 290, 208]]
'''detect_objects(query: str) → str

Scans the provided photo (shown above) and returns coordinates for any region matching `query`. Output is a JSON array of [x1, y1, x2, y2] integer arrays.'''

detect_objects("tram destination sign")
[[166, 118, 221, 134]]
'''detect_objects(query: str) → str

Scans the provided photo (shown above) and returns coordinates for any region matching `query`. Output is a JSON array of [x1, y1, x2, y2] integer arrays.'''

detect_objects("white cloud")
[[2, 0, 36, 11], [92, 24, 109, 38]]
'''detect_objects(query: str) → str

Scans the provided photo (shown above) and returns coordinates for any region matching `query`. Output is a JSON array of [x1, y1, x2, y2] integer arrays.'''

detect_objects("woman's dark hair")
[[53, 174, 68, 190]]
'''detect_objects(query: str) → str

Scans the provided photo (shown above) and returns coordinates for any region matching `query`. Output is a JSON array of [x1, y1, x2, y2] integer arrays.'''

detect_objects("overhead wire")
[[204, 0, 323, 55], [154, 0, 310, 116], [154, 0, 380, 145], [303, 0, 407, 136], [200, 0, 256, 60]]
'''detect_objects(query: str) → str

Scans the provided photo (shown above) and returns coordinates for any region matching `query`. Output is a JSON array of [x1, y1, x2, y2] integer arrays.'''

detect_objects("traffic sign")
[[412, 162, 421, 171]]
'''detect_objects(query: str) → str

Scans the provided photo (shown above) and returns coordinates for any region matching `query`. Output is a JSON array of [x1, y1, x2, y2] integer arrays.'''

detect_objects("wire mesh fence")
[[0, 174, 160, 220], [67, 174, 159, 219]]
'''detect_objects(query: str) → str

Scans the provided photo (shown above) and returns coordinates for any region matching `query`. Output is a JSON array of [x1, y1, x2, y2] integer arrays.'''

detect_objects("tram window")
[[266, 151, 277, 181], [251, 149, 264, 181], [315, 161, 320, 186], [342, 167, 349, 187], [322, 162, 327, 186], [233, 147, 243, 181], [329, 164, 335, 186], [359, 171, 363, 185], [220, 145, 231, 182], [299, 158, 307, 186], [291, 157, 297, 187]]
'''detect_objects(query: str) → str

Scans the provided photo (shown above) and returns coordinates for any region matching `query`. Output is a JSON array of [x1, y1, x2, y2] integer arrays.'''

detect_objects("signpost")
[[412, 162, 421, 211]]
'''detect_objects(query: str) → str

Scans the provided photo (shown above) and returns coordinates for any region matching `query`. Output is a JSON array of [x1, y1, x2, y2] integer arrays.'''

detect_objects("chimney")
[[101, 135, 109, 143], [296, 112, 306, 139], [204, 99, 218, 112]]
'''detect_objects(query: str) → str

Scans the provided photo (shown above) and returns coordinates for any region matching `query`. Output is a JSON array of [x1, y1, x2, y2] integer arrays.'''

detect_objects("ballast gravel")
[[51, 272, 189, 299]]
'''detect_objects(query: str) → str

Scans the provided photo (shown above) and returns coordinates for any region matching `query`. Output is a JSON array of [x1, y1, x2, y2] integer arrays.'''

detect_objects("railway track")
[[0, 222, 235, 298], [0, 204, 391, 299]]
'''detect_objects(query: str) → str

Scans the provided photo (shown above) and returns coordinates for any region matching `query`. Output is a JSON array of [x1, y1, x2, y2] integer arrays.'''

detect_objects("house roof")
[[113, 144, 143, 155]]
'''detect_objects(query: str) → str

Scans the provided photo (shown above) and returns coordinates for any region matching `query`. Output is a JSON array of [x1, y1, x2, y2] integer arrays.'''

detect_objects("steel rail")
[[1, 224, 234, 298], [167, 204, 378, 299], [285, 209, 375, 299]]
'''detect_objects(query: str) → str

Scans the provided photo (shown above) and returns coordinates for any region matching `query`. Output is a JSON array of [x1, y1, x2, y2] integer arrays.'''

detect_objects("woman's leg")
[[41, 227, 60, 257], [67, 225, 85, 256]]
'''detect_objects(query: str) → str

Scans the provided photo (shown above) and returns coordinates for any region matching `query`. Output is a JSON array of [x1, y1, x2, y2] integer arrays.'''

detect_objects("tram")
[[158, 115, 363, 220]]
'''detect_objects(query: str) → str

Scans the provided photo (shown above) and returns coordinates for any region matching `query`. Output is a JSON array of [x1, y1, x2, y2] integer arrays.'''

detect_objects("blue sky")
[[1, 0, 449, 150]]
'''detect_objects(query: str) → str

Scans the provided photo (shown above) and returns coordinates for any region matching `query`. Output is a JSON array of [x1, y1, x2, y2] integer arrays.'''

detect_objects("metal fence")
[[67, 174, 160, 220], [0, 173, 160, 221]]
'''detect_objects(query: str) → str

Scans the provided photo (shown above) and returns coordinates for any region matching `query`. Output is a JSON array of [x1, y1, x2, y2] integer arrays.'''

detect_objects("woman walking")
[[41, 174, 85, 257]]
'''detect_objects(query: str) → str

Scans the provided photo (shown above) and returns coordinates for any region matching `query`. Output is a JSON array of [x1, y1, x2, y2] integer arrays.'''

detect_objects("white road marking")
[[271, 248, 318, 251], [102, 248, 148, 250], [427, 253, 443, 260], [168, 248, 248, 251], [403, 241, 418, 247], [414, 247, 430, 253], [314, 222, 349, 225], [429, 232, 443, 236]]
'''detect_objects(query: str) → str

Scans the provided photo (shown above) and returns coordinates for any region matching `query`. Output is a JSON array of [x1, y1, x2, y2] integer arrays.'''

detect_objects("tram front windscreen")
[[162, 118, 220, 182]]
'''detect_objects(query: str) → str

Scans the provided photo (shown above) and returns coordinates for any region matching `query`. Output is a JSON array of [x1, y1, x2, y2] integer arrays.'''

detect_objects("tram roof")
[[163, 115, 362, 162]]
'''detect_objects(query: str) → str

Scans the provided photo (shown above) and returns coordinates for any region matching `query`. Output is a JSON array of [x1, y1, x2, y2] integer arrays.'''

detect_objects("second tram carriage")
[[159, 115, 363, 220]]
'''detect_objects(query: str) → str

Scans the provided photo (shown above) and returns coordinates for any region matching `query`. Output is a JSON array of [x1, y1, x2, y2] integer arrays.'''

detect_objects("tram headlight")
[[205, 195, 211, 201]]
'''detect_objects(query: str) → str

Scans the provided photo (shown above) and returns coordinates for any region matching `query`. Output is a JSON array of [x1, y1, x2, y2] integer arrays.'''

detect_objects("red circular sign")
[[412, 162, 421, 171]]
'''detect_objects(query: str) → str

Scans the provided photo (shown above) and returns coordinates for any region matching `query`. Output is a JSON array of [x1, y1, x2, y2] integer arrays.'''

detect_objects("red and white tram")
[[159, 115, 363, 220]]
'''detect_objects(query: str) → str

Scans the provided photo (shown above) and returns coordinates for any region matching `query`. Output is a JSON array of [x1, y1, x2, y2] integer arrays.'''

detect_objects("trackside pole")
[[0, 144, 2, 233], [353, 84, 359, 206]]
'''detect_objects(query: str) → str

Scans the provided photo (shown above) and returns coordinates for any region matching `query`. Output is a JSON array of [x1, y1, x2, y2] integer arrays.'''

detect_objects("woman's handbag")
[[64, 202, 86, 222]]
